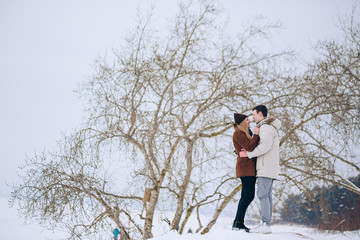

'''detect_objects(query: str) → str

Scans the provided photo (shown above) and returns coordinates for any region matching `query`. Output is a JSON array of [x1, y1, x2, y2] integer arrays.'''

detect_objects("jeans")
[[234, 176, 256, 222], [257, 177, 274, 226]]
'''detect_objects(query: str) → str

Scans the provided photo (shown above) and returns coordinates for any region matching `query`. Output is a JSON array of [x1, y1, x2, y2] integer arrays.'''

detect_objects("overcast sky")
[[0, 0, 357, 199]]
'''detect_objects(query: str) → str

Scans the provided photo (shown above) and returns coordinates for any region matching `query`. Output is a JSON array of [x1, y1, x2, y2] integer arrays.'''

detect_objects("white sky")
[[0, 0, 357, 199]]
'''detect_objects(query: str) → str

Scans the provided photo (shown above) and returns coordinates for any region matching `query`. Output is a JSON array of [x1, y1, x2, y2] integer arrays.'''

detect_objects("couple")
[[232, 105, 281, 234]]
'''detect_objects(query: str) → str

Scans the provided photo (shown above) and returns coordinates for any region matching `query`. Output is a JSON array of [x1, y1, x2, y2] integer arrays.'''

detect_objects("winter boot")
[[232, 220, 250, 232], [249, 221, 271, 234]]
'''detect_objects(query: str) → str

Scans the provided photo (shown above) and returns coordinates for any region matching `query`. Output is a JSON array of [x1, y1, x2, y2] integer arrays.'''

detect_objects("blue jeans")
[[257, 177, 274, 226]]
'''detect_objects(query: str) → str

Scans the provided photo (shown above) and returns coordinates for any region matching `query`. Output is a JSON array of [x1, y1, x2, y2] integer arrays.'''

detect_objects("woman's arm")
[[234, 131, 260, 152]]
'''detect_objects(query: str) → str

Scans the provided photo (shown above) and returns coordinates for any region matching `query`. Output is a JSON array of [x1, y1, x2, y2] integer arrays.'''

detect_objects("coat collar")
[[257, 116, 276, 127]]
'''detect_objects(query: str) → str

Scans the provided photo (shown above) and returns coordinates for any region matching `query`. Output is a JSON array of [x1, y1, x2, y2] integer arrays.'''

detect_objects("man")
[[240, 105, 281, 234]]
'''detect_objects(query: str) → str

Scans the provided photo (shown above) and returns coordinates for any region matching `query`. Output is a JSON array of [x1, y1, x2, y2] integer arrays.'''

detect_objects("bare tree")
[[11, 1, 360, 239], [154, 5, 360, 233], [277, 7, 360, 197], [11, 1, 288, 239]]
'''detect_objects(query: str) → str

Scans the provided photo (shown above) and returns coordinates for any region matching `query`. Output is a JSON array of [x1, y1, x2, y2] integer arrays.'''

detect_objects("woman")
[[232, 113, 260, 232]]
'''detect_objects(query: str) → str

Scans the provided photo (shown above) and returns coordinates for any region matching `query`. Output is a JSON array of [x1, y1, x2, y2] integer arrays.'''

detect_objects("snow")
[[150, 225, 359, 240], [1, 198, 359, 240]]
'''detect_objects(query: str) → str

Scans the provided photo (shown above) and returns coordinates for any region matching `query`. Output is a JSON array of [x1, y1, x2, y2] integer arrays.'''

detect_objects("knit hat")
[[234, 113, 247, 125]]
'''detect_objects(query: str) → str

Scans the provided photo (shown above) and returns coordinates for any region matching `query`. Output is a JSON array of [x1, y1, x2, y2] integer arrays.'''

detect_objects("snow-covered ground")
[[150, 211, 359, 240], [1, 198, 359, 240], [150, 225, 359, 240]]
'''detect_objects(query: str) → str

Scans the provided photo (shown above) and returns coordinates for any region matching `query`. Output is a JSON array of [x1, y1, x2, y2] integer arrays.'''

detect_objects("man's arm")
[[247, 126, 274, 159]]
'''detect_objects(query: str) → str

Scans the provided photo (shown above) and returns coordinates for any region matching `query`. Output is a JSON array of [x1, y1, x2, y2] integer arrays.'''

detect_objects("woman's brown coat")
[[232, 128, 260, 177]]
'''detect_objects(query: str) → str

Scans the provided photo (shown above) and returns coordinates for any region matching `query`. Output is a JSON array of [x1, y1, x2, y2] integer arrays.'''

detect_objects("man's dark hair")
[[253, 105, 268, 117]]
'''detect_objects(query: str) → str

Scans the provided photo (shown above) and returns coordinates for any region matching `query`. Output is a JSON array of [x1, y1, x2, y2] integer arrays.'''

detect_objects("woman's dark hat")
[[234, 113, 247, 125]]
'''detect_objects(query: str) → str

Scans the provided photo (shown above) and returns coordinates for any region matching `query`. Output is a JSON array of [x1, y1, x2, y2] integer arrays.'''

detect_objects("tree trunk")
[[179, 205, 195, 234], [143, 187, 160, 239], [171, 140, 194, 231], [200, 183, 242, 234]]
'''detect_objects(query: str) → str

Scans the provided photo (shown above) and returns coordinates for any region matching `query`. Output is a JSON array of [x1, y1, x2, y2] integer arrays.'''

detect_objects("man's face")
[[252, 110, 263, 123]]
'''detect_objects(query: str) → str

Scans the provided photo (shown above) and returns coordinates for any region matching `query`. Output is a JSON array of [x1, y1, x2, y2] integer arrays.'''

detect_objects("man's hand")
[[239, 149, 248, 157]]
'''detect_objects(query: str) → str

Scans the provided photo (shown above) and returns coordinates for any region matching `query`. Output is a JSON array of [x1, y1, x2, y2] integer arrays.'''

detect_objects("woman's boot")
[[232, 220, 250, 232]]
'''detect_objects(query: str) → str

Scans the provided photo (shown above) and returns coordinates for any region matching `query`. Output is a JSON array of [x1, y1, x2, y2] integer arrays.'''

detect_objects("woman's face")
[[246, 117, 250, 127]]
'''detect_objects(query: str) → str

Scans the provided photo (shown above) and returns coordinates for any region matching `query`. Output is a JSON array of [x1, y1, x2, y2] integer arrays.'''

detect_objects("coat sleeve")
[[234, 131, 260, 153], [247, 125, 274, 159]]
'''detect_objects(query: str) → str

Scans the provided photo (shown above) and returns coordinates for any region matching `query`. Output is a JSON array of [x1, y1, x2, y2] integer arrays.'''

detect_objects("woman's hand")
[[254, 126, 260, 135]]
